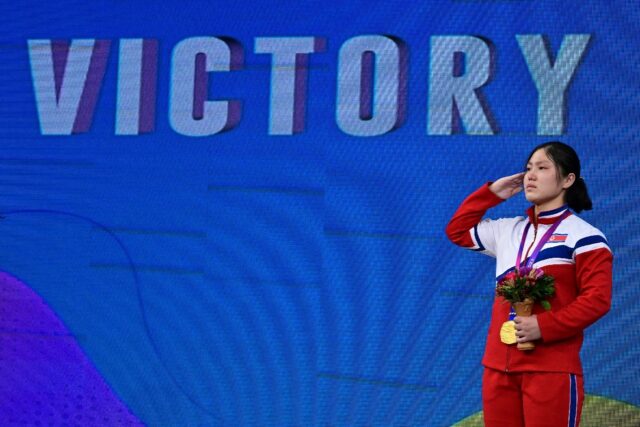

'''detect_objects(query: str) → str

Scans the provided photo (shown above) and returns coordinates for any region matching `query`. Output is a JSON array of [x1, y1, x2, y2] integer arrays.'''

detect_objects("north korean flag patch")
[[548, 233, 568, 243]]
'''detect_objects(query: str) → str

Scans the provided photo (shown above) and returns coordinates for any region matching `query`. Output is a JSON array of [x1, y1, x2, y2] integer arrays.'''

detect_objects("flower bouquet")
[[496, 267, 555, 350]]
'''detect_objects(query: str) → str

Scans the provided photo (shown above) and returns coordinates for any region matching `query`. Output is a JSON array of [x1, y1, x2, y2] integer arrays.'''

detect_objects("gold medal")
[[500, 320, 517, 345]]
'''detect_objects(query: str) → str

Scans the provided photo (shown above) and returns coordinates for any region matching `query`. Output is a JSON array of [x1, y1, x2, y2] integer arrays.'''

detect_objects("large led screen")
[[1, 1, 639, 425]]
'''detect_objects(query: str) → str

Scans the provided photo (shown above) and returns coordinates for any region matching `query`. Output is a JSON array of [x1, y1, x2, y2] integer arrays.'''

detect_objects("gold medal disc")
[[500, 320, 517, 345]]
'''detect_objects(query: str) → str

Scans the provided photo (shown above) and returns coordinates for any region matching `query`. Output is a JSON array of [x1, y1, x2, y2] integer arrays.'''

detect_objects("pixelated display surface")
[[0, 1, 639, 425]]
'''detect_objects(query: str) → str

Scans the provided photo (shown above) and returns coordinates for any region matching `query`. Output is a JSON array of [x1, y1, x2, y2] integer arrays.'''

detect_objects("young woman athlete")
[[446, 141, 613, 427]]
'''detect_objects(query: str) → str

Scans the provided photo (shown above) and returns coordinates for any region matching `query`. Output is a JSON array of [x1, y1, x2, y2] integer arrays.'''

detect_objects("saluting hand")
[[489, 172, 525, 200]]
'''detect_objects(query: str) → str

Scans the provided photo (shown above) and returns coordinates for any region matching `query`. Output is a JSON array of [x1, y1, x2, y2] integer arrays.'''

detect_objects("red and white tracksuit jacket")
[[446, 183, 613, 374]]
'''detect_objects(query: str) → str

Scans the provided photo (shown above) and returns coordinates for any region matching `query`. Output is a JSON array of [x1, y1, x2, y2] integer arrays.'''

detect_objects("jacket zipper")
[[505, 346, 511, 372]]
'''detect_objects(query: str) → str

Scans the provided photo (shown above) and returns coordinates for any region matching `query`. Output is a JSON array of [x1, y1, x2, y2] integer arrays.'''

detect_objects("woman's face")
[[524, 149, 574, 209]]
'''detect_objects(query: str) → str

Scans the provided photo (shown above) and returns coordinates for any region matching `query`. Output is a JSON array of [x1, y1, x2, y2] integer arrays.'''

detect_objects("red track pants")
[[483, 368, 584, 427]]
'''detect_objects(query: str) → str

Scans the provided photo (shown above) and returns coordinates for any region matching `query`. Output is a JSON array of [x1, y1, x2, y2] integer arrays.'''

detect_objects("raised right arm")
[[446, 173, 524, 255], [445, 183, 506, 255]]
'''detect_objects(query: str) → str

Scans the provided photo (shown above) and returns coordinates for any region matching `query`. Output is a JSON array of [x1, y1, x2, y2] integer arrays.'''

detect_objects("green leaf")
[[541, 300, 551, 311]]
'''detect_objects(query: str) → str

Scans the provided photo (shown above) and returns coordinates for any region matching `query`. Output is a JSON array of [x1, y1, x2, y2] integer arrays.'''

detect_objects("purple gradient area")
[[0, 271, 143, 426]]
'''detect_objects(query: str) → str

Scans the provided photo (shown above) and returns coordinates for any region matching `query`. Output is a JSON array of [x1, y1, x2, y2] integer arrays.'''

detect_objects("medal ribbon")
[[515, 209, 571, 272], [508, 209, 570, 321]]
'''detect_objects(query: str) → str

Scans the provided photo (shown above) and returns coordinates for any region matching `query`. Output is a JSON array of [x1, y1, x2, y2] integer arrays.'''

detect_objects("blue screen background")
[[0, 1, 638, 425]]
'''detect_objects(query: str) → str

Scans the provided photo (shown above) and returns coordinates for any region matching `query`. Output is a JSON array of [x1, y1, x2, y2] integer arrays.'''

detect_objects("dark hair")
[[525, 141, 593, 213]]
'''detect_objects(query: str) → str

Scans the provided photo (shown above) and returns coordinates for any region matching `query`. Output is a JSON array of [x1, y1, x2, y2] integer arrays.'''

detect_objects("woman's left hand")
[[514, 314, 541, 342]]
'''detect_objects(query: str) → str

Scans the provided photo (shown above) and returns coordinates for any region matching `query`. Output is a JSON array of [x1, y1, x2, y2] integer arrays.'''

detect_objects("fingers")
[[514, 317, 526, 333], [510, 173, 525, 186], [513, 315, 540, 342], [515, 325, 529, 341], [497, 172, 525, 186], [506, 172, 525, 195], [489, 171, 526, 199]]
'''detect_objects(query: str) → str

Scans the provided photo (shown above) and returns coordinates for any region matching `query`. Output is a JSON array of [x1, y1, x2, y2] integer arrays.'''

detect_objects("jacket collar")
[[526, 204, 571, 225]]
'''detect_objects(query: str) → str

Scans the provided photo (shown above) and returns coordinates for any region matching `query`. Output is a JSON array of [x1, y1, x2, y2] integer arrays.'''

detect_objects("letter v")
[[29, 39, 110, 135]]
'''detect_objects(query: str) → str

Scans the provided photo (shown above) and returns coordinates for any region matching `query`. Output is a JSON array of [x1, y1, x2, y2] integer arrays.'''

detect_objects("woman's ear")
[[563, 173, 576, 189]]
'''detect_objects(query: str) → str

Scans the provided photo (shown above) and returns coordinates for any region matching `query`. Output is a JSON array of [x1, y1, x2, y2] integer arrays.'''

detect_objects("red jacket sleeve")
[[445, 183, 505, 249], [536, 247, 613, 342]]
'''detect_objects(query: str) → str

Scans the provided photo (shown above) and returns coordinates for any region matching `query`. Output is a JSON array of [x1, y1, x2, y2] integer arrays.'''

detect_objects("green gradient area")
[[454, 395, 640, 426]]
